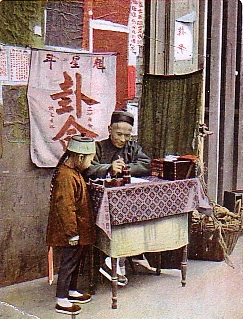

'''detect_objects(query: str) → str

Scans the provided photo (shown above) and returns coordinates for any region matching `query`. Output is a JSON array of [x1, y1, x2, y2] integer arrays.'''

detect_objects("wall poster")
[[27, 49, 116, 167]]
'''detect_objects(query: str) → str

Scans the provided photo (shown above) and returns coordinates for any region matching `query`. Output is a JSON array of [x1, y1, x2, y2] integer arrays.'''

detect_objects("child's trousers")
[[56, 245, 84, 298]]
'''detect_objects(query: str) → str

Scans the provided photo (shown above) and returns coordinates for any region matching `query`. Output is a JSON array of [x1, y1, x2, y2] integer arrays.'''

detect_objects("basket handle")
[[234, 199, 242, 216]]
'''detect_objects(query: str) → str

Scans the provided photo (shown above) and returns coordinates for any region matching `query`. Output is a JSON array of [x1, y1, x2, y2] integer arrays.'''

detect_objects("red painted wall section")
[[92, 0, 130, 25], [91, 0, 131, 110], [93, 30, 129, 109], [127, 65, 136, 99]]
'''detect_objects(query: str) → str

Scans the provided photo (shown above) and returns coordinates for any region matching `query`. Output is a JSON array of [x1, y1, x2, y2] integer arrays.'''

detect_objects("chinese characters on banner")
[[27, 50, 116, 167], [0, 46, 31, 82], [10, 48, 31, 81], [129, 0, 144, 56], [0, 48, 8, 81], [174, 21, 193, 61], [128, 0, 144, 99]]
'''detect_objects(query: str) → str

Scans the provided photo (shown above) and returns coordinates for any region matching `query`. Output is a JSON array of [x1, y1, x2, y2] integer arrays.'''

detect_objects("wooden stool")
[[145, 246, 188, 286]]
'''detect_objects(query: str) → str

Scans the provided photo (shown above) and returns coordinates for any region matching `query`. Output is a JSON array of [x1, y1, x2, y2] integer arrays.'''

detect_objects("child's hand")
[[68, 235, 79, 246]]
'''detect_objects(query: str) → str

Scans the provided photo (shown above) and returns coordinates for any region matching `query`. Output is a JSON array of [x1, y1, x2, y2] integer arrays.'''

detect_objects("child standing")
[[46, 135, 96, 315]]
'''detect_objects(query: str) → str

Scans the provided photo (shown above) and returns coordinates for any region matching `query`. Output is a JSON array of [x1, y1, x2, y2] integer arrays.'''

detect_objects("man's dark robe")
[[84, 137, 151, 180]]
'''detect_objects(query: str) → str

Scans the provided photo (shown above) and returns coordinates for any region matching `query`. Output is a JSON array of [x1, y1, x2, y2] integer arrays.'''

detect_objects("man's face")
[[108, 122, 133, 148]]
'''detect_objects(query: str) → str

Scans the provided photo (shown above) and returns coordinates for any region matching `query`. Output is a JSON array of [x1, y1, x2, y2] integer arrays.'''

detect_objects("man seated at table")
[[84, 110, 152, 285], [85, 110, 151, 179]]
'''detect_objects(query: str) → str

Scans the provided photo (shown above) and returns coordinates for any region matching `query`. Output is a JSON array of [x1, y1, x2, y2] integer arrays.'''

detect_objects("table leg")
[[181, 245, 187, 287], [111, 257, 118, 309], [89, 245, 96, 295], [156, 252, 162, 276]]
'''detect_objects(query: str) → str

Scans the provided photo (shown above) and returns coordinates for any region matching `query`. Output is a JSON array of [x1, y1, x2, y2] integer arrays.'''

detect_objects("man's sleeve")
[[83, 142, 111, 179], [127, 142, 151, 177]]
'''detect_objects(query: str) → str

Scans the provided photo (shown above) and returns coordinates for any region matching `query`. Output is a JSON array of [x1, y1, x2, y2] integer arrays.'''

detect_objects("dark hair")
[[49, 150, 70, 201]]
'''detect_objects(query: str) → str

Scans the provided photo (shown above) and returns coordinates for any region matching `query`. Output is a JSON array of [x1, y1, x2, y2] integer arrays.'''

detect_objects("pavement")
[[0, 235, 243, 319]]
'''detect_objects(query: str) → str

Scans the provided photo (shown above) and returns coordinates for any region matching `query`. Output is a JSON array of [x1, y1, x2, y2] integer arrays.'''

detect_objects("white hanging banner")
[[0, 45, 31, 83], [174, 21, 193, 61], [27, 50, 116, 167], [128, 0, 144, 59], [0, 47, 8, 81]]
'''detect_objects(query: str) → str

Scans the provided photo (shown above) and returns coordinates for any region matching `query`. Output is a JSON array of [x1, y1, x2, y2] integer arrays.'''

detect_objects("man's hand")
[[110, 158, 125, 175]]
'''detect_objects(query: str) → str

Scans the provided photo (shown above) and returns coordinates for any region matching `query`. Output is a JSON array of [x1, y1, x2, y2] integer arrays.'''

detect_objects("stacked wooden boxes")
[[151, 155, 197, 180]]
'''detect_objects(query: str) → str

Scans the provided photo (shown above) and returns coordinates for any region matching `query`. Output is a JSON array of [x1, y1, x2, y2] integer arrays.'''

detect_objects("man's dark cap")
[[110, 111, 134, 126]]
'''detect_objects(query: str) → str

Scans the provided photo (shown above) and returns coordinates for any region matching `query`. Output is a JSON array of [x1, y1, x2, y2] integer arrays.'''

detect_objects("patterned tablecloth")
[[89, 177, 212, 239]]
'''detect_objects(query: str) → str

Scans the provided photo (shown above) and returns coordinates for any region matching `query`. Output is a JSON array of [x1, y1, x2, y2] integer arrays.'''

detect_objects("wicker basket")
[[188, 202, 242, 263]]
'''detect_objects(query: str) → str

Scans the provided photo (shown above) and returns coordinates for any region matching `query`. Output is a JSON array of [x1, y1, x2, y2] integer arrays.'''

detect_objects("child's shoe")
[[55, 303, 81, 315]]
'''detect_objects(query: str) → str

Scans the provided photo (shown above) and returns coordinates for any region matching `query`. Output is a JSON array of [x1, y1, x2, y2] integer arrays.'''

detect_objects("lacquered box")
[[163, 160, 196, 180], [151, 158, 164, 178]]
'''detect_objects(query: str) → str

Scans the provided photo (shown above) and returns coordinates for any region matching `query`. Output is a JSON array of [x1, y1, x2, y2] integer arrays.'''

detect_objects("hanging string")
[[143, 34, 207, 60]]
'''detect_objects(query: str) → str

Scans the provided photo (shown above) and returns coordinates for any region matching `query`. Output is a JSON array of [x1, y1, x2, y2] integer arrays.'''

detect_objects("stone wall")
[[0, 84, 53, 286], [0, 1, 50, 286], [0, 0, 132, 287]]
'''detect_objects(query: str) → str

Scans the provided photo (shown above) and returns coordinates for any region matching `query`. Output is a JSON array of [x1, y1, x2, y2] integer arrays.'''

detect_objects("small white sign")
[[174, 21, 193, 61], [33, 25, 42, 36]]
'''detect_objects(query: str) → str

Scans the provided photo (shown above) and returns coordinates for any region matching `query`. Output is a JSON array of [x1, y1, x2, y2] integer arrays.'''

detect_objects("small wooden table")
[[89, 177, 212, 309]]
